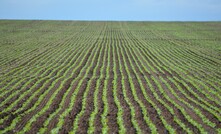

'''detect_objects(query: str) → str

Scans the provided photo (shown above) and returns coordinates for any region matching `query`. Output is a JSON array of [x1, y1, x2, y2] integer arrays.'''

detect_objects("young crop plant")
[[101, 42, 111, 134], [71, 40, 103, 133], [51, 40, 100, 133], [140, 41, 221, 119], [112, 41, 126, 134], [122, 36, 207, 133], [124, 41, 194, 133], [87, 36, 108, 134], [118, 41, 159, 133], [115, 39, 143, 133]]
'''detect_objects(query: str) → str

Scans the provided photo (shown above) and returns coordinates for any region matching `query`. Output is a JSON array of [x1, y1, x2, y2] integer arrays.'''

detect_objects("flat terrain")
[[0, 20, 221, 133]]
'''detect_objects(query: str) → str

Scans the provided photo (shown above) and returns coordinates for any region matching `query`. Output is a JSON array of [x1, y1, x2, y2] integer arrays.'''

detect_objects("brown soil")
[[42, 47, 98, 133], [166, 78, 221, 128], [114, 43, 136, 134], [118, 42, 151, 133], [59, 78, 89, 133], [92, 40, 109, 133], [0, 79, 53, 130], [93, 78, 105, 134], [59, 40, 102, 133], [0, 45, 84, 130], [13, 81, 61, 133], [46, 78, 81, 133], [74, 79, 97, 134], [27, 78, 74, 133], [124, 33, 200, 133], [124, 44, 171, 133], [0, 78, 36, 110], [75, 39, 105, 133], [137, 43, 216, 132]]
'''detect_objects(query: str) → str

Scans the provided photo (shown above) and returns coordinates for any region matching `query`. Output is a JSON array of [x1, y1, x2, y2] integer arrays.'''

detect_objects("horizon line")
[[1, 19, 221, 22]]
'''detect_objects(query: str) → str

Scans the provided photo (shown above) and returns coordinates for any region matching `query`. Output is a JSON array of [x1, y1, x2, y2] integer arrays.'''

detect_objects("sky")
[[0, 0, 221, 21]]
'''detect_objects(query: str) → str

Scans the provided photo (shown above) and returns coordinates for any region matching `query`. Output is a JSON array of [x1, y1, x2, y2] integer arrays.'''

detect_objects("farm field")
[[0, 20, 221, 133]]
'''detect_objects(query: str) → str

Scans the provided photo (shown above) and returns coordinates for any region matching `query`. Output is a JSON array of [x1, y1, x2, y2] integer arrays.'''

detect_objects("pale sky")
[[0, 0, 221, 21]]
